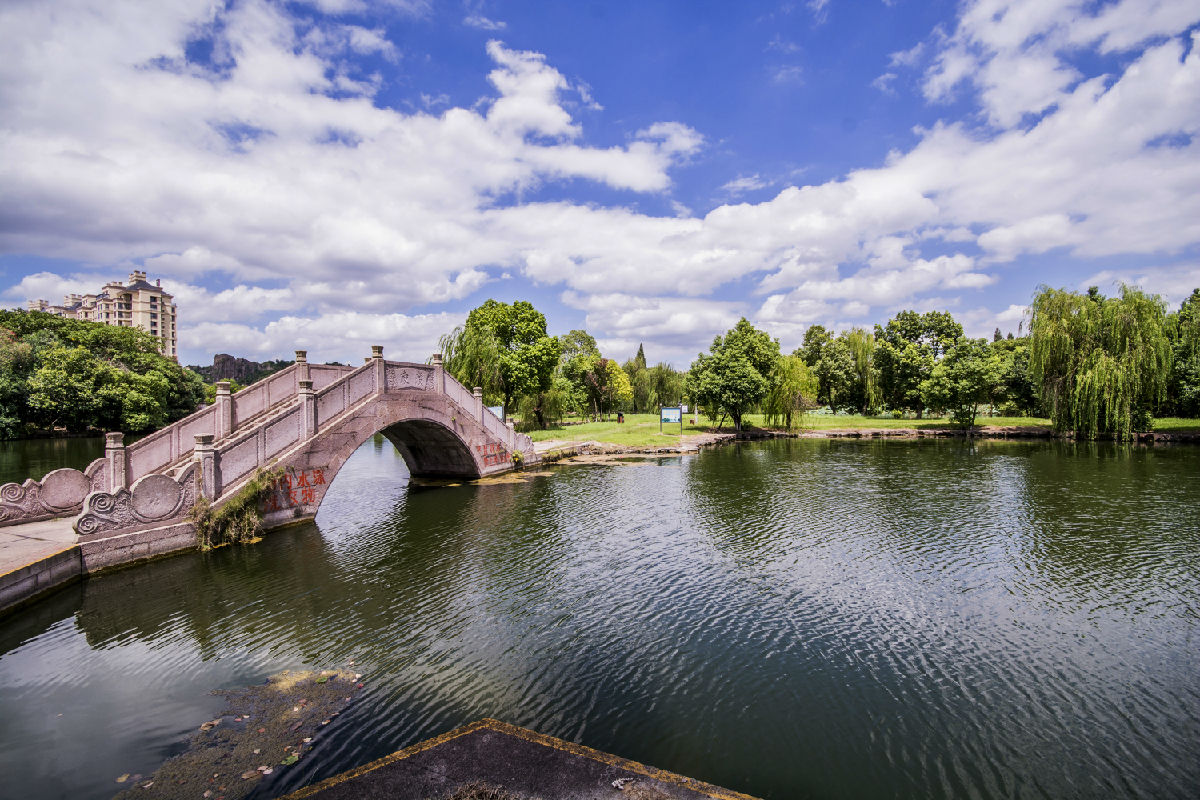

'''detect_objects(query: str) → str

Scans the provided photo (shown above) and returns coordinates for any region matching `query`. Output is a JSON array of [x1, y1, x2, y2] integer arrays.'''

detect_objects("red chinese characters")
[[475, 443, 508, 467], [261, 468, 328, 512]]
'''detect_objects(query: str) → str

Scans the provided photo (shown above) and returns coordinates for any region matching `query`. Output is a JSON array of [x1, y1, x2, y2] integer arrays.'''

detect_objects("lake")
[[0, 437, 1197, 799]]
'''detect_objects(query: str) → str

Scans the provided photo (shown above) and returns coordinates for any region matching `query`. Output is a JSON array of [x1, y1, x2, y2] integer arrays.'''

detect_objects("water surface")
[[0, 437, 1197, 799], [0, 437, 105, 485]]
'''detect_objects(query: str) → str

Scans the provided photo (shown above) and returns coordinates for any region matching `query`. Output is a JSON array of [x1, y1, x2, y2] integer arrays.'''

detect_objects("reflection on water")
[[0, 436, 106, 485], [0, 436, 1197, 799]]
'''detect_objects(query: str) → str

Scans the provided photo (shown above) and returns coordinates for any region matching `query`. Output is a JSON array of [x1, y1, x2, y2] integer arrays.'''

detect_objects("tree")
[[920, 338, 1002, 429], [1167, 288, 1200, 417], [26, 345, 107, 432], [0, 310, 205, 437], [1029, 285, 1171, 439], [517, 373, 572, 430], [990, 336, 1041, 416], [874, 310, 963, 416], [647, 363, 686, 408], [797, 324, 833, 405], [559, 329, 600, 364], [623, 343, 652, 412], [763, 354, 819, 430], [440, 300, 560, 420], [582, 357, 632, 419], [687, 318, 781, 430]]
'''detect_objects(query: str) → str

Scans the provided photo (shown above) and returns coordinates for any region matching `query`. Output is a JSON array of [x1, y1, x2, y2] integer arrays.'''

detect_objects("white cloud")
[[720, 174, 771, 197], [562, 292, 746, 367], [871, 72, 898, 95], [1080, 263, 1200, 307], [2, 272, 107, 304], [1, 0, 1199, 368], [771, 65, 805, 85], [183, 309, 460, 364], [464, 14, 506, 31]]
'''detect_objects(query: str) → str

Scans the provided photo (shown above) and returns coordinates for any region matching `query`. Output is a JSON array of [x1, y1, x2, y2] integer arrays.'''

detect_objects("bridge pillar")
[[299, 379, 316, 438], [295, 349, 310, 385], [194, 434, 219, 500], [215, 381, 233, 439], [432, 353, 445, 394], [473, 386, 483, 421], [105, 431, 127, 491], [371, 345, 385, 394]]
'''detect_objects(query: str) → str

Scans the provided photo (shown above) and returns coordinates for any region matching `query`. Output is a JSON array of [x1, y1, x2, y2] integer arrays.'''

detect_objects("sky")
[[1, 0, 1198, 368]]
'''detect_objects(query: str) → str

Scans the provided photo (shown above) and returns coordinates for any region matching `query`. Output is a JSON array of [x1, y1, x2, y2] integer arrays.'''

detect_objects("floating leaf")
[[116, 774, 129, 784], [281, 754, 299, 766], [315, 676, 329, 684]]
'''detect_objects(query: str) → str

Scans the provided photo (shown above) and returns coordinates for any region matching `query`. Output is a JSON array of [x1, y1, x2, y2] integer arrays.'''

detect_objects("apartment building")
[[28, 270, 178, 358]]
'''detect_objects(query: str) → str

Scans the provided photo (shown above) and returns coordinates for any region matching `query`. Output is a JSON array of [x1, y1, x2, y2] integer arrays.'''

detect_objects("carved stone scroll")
[[75, 467, 195, 539], [0, 467, 96, 526]]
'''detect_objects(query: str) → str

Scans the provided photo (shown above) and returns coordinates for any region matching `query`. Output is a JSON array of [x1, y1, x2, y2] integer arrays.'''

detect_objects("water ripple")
[[1, 437, 1198, 799]]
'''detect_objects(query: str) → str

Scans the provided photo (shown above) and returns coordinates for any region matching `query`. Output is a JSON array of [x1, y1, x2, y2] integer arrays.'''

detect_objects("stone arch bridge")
[[0, 348, 537, 573]]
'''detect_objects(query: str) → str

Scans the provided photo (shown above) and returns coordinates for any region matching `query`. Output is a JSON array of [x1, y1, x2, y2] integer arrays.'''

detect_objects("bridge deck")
[[0, 518, 80, 616], [0, 518, 76, 576]]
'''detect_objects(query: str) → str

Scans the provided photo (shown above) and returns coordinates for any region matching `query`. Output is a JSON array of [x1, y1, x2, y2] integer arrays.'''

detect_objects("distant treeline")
[[442, 285, 1200, 439], [0, 310, 206, 439]]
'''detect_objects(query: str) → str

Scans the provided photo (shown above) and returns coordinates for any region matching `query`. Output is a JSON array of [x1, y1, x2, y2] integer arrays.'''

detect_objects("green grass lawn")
[[797, 414, 1051, 430], [525, 412, 1198, 448], [1149, 417, 1200, 433], [524, 413, 711, 448]]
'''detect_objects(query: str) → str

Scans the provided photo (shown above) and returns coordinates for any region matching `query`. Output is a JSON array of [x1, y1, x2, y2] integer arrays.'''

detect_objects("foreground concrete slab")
[[283, 719, 758, 800], [0, 518, 81, 616]]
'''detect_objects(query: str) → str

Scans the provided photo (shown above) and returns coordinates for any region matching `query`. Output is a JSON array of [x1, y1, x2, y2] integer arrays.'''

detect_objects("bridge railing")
[[0, 352, 349, 527], [73, 348, 538, 539]]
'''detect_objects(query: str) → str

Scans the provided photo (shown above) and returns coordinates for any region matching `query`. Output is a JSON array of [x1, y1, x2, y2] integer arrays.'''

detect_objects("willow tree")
[[1029, 285, 1171, 439], [845, 327, 880, 415], [439, 300, 560, 421], [764, 354, 819, 430]]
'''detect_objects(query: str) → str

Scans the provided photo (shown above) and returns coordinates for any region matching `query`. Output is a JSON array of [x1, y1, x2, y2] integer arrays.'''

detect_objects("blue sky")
[[1, 0, 1198, 367]]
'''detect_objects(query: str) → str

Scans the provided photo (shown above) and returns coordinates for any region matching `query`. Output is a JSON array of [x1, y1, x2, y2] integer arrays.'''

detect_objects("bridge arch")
[[256, 379, 523, 527], [69, 353, 536, 570]]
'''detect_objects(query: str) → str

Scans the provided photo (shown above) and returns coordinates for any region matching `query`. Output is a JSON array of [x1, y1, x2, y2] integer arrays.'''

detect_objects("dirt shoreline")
[[535, 425, 1200, 459]]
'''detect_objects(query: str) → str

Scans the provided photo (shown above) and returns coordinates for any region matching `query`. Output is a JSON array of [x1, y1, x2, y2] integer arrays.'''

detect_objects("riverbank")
[[532, 422, 1200, 459]]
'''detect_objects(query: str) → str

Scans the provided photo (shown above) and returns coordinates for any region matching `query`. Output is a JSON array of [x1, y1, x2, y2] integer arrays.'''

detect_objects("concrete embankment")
[[281, 718, 759, 800], [0, 518, 81, 617]]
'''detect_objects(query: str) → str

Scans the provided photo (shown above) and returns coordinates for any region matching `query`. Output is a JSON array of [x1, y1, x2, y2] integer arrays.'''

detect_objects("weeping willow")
[[1029, 285, 1171, 439], [764, 354, 819, 429], [845, 327, 880, 414], [438, 324, 504, 403]]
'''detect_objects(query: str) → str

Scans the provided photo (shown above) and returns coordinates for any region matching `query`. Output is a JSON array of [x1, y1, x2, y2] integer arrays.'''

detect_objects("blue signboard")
[[660, 406, 683, 434]]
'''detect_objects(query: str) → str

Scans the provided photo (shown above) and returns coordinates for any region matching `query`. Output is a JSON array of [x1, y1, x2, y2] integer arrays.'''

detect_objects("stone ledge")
[[0, 545, 82, 618], [282, 718, 759, 800]]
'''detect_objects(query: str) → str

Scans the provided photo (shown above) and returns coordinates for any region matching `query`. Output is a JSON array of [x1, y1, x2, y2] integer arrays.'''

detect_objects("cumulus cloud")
[[1, 0, 1198, 366], [184, 310, 461, 363], [1080, 263, 1200, 307]]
